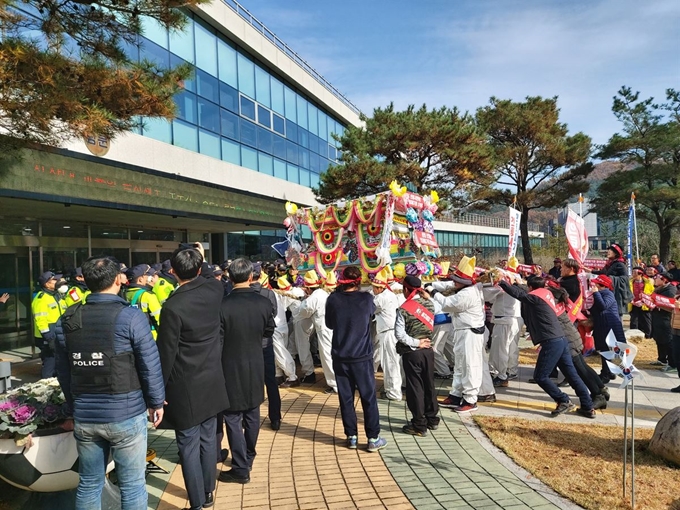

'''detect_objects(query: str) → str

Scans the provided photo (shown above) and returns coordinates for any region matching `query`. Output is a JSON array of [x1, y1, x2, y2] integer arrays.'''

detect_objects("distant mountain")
[[585, 160, 634, 197]]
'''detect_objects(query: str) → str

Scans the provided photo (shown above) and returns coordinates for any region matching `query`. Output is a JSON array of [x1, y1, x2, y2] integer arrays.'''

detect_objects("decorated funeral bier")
[[283, 182, 441, 275]]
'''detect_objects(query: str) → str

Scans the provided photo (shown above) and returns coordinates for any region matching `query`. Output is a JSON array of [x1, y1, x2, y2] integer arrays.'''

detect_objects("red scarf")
[[400, 291, 434, 331]]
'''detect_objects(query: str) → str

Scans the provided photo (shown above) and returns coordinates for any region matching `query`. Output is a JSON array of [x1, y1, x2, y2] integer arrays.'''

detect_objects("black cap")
[[403, 275, 422, 289], [252, 262, 262, 278], [151, 263, 162, 272], [126, 264, 157, 281], [75, 267, 83, 277], [161, 260, 172, 272], [38, 271, 62, 287]]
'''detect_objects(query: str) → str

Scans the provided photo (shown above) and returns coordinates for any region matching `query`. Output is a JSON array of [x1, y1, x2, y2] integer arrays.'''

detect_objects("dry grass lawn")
[[518, 336, 663, 370], [475, 416, 680, 510]]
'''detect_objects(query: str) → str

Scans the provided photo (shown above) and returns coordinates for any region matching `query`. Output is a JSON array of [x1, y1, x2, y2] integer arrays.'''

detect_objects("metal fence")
[[439, 212, 543, 233], [221, 0, 362, 116]]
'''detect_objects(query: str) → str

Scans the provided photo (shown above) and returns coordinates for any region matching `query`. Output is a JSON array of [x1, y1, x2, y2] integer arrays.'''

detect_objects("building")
[[0, 1, 543, 348], [558, 198, 618, 254]]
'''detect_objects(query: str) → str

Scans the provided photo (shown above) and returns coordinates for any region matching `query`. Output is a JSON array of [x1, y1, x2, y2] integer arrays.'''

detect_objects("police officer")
[[31, 271, 68, 377], [153, 260, 177, 305], [65, 267, 90, 307], [125, 264, 162, 340]]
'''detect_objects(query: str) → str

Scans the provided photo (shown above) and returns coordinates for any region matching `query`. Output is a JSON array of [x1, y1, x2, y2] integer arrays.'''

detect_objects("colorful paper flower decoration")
[[285, 201, 298, 215], [389, 180, 407, 197], [405, 208, 418, 224], [422, 210, 434, 222], [430, 190, 440, 204]]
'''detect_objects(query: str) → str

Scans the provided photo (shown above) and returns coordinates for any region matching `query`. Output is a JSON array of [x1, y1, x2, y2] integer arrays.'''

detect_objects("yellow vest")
[[31, 290, 67, 338], [65, 285, 91, 307], [153, 277, 176, 305], [125, 287, 162, 340]]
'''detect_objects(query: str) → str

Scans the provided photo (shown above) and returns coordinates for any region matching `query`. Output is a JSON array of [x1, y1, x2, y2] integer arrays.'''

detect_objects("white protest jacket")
[[433, 283, 485, 330]]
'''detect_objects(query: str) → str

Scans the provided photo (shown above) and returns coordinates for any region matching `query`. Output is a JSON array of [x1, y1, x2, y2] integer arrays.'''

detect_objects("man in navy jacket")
[[55, 256, 165, 510]]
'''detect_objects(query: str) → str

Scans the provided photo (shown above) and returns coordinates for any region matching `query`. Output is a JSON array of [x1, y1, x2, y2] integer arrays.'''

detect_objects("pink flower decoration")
[[0, 399, 19, 411]]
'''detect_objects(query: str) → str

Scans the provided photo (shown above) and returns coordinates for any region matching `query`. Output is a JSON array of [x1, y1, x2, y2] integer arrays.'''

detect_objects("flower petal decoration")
[[285, 201, 298, 215], [430, 190, 440, 204], [389, 180, 407, 197]]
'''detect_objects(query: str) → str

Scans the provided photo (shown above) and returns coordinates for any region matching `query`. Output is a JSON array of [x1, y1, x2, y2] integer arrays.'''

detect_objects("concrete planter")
[[0, 429, 113, 492]]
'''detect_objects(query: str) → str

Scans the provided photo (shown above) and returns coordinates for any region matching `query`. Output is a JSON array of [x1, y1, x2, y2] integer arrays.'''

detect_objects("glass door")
[[0, 249, 32, 350]]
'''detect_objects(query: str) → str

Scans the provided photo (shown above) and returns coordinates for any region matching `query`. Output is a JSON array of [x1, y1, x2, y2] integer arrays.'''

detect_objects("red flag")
[[565, 209, 588, 265]]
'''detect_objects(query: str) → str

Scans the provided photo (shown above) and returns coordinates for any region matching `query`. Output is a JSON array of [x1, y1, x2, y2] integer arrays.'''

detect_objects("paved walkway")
[[152, 373, 571, 510]]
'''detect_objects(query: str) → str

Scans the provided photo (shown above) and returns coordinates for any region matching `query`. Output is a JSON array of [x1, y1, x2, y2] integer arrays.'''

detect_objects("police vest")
[[61, 302, 141, 396]]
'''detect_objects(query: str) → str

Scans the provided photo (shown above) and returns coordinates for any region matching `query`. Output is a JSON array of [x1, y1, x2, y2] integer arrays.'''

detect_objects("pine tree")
[[0, 0, 206, 152]]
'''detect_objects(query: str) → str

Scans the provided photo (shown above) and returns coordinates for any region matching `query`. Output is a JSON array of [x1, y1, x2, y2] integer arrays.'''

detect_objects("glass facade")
[[435, 231, 541, 260], [134, 14, 346, 186]]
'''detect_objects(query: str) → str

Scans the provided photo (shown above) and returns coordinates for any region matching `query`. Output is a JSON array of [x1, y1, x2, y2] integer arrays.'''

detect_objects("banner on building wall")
[[565, 209, 588, 265], [507, 207, 521, 259]]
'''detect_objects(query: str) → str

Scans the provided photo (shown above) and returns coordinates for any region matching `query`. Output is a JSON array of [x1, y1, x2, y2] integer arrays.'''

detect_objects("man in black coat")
[[157, 246, 230, 510], [219, 258, 275, 484]]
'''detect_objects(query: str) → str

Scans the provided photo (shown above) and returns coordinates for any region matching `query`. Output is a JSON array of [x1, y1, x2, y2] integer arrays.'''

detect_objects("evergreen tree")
[[314, 103, 495, 206], [474, 96, 593, 264], [592, 87, 680, 262], [0, 0, 206, 152]]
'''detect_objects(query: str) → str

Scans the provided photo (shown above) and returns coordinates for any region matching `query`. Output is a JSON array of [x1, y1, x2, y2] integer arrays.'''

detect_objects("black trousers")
[[263, 342, 281, 422], [402, 348, 439, 432], [630, 307, 652, 338], [652, 319, 673, 364], [175, 416, 217, 510], [572, 353, 604, 397], [224, 407, 260, 477], [334, 359, 381, 439]]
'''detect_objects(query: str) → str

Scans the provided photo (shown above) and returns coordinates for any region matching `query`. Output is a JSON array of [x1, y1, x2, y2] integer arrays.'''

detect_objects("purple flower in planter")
[[42, 404, 62, 422], [11, 405, 37, 424], [0, 399, 20, 411]]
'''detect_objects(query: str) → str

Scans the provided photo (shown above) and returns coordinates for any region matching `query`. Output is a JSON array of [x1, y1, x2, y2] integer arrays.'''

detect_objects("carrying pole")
[[623, 385, 628, 497], [631, 379, 635, 509]]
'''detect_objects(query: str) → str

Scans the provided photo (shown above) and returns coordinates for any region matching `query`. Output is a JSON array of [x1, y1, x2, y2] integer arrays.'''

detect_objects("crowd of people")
[[22, 241, 680, 509]]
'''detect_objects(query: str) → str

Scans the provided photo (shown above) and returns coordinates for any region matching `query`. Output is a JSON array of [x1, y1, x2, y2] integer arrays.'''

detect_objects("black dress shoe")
[[270, 419, 281, 431], [301, 373, 316, 384], [280, 379, 300, 388], [218, 448, 229, 463], [203, 492, 214, 508], [219, 470, 250, 484]]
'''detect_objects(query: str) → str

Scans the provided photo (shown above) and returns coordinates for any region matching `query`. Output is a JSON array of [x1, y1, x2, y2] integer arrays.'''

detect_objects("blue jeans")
[[74, 412, 148, 510], [534, 337, 593, 410]]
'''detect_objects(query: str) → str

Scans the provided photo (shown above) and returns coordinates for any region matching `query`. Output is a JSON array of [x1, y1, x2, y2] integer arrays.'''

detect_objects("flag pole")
[[632, 193, 640, 265], [578, 193, 584, 218]]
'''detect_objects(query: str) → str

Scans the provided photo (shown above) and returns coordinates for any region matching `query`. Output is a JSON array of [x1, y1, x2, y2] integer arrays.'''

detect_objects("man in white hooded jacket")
[[427, 256, 486, 413], [371, 267, 402, 400]]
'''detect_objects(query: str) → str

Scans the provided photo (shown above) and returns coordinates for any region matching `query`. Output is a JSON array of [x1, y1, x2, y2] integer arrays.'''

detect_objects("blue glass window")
[[175, 91, 197, 124], [308, 134, 319, 155], [318, 112, 328, 141], [241, 146, 258, 171], [222, 138, 240, 165], [299, 168, 311, 187], [273, 134, 286, 160], [140, 16, 168, 49], [217, 40, 238, 88], [240, 119, 257, 147], [258, 153, 273, 175], [296, 96, 308, 129], [299, 147, 310, 169], [328, 145, 337, 160], [310, 152, 320, 174], [308, 104, 318, 135], [169, 17, 194, 63], [257, 126, 273, 154], [257, 105, 271, 128], [285, 120, 298, 142], [320, 157, 330, 173], [271, 78, 284, 115], [240, 96, 256, 121], [219, 82, 239, 113], [327, 118, 336, 143], [220, 109, 239, 140], [273, 159, 286, 180], [255, 66, 271, 107], [194, 22, 217, 76], [273, 114, 285, 135], [199, 129, 221, 159], [173, 120, 198, 152], [196, 69, 219, 103], [197, 98, 220, 133], [139, 39, 169, 69], [171, 55, 194, 92], [284, 86, 296, 122], [286, 141, 298, 164], [298, 128, 309, 149], [310, 172, 320, 188], [237, 54, 255, 98], [287, 164, 299, 184], [142, 117, 171, 144]]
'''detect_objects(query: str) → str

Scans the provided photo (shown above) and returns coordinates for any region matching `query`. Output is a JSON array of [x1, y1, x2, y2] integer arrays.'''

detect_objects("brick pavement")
[[153, 371, 575, 510]]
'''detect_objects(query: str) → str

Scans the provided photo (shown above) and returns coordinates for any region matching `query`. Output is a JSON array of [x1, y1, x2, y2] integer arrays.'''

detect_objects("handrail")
[[221, 0, 362, 116], [438, 212, 544, 233]]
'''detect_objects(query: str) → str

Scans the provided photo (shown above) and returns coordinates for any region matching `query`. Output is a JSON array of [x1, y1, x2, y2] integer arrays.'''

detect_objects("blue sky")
[[242, 0, 679, 145]]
